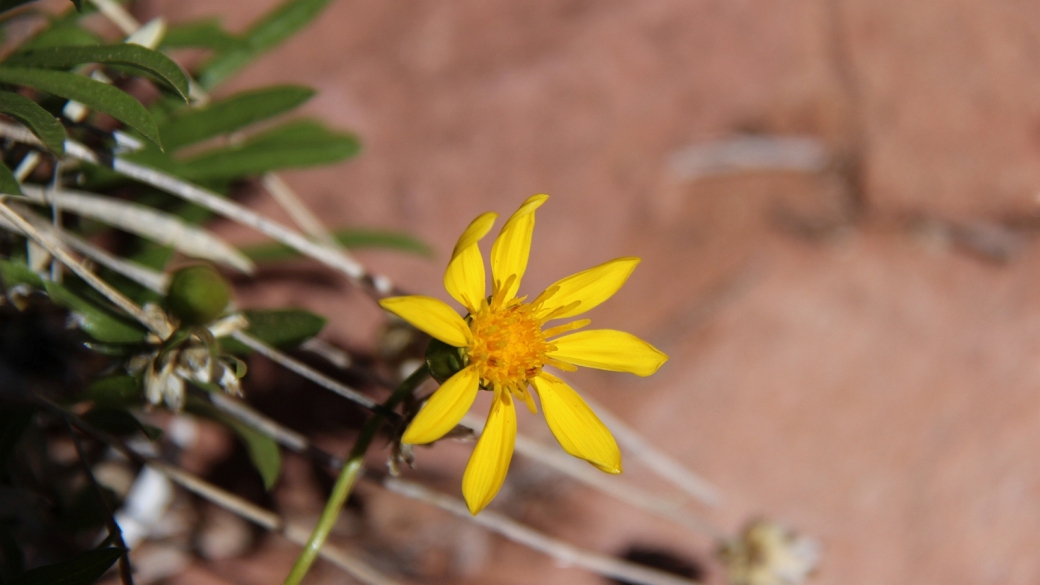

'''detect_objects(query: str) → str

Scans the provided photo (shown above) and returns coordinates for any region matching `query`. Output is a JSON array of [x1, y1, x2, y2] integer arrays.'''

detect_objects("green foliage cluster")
[[0, 1, 426, 582]]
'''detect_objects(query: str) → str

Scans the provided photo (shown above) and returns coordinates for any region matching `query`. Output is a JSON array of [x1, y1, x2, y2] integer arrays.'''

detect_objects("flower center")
[[467, 300, 548, 392]]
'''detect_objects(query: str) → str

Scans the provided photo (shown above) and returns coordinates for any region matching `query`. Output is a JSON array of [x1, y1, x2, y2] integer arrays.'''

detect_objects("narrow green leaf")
[[160, 18, 245, 51], [82, 407, 162, 441], [0, 259, 44, 288], [43, 281, 147, 343], [0, 67, 161, 148], [158, 85, 315, 151], [21, 26, 101, 50], [197, 0, 333, 89], [8, 546, 124, 585], [176, 119, 359, 180], [0, 160, 21, 195], [242, 228, 432, 262], [5, 44, 190, 100], [0, 90, 65, 154], [187, 398, 281, 490], [78, 375, 142, 408], [219, 308, 325, 354]]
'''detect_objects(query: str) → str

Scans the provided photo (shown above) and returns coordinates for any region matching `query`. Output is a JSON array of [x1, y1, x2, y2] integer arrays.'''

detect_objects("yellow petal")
[[531, 373, 621, 474], [402, 366, 479, 445], [445, 212, 497, 313], [490, 194, 548, 300], [537, 257, 640, 321], [548, 329, 668, 377], [462, 389, 517, 514], [378, 295, 471, 347]]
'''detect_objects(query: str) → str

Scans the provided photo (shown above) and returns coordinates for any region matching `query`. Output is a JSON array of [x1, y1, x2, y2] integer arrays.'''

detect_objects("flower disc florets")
[[467, 298, 549, 391]]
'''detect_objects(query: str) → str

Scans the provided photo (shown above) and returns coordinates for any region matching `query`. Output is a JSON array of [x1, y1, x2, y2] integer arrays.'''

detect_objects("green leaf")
[[5, 44, 190, 100], [176, 119, 359, 181], [82, 407, 162, 441], [8, 546, 124, 585], [197, 0, 333, 89], [0, 67, 161, 148], [0, 90, 65, 154], [158, 84, 314, 151], [0, 161, 20, 195], [21, 26, 101, 51], [187, 398, 281, 490], [0, 259, 44, 288], [160, 18, 245, 52], [242, 228, 432, 262], [219, 308, 325, 353], [78, 375, 141, 408], [43, 281, 147, 343]]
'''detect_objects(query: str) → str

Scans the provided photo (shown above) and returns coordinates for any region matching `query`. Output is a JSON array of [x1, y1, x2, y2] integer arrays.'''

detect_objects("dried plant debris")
[[718, 519, 820, 585]]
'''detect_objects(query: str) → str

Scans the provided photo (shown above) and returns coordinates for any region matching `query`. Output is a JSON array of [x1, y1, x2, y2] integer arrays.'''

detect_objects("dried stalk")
[[580, 393, 721, 507], [8, 203, 169, 292], [383, 478, 701, 585], [0, 199, 172, 338], [228, 330, 381, 411], [262, 173, 340, 248]]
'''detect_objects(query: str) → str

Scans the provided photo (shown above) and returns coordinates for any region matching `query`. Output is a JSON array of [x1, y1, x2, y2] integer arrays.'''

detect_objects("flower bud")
[[166, 265, 232, 326], [425, 337, 465, 384]]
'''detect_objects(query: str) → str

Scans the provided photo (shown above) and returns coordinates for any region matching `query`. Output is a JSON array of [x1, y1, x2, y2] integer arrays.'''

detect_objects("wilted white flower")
[[719, 519, 820, 585], [133, 311, 249, 411]]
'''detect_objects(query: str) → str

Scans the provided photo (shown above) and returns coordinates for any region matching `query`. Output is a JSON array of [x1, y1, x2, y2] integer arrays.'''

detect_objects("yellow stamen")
[[467, 285, 550, 391]]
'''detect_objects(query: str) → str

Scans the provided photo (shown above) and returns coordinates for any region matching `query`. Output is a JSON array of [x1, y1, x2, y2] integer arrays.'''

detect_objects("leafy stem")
[[282, 364, 430, 585]]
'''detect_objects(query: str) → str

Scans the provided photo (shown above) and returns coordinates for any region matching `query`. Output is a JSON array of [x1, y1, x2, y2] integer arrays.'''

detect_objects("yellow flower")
[[379, 195, 668, 514]]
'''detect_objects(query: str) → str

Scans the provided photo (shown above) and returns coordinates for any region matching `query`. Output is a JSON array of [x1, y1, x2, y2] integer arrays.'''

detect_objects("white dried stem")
[[228, 330, 380, 411], [383, 478, 701, 585], [579, 392, 720, 507], [0, 199, 172, 338], [13, 151, 40, 181], [669, 135, 830, 182], [262, 173, 340, 248], [21, 185, 255, 274], [128, 454, 399, 584], [512, 427, 722, 538], [208, 392, 311, 454], [461, 411, 722, 539], [86, 0, 140, 36], [11, 204, 168, 292]]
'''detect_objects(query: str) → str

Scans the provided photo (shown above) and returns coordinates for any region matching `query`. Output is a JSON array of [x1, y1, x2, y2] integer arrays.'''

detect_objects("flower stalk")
[[283, 365, 431, 585]]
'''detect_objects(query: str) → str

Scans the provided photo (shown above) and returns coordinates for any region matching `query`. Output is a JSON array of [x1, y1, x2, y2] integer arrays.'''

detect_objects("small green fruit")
[[166, 265, 232, 326]]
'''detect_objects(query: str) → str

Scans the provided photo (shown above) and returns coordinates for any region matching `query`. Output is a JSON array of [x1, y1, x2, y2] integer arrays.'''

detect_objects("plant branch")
[[382, 477, 702, 585], [283, 365, 430, 585]]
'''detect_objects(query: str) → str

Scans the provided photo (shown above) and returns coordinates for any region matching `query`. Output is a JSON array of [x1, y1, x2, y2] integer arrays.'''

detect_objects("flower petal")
[[379, 295, 471, 347], [548, 329, 668, 376], [402, 366, 480, 445], [490, 194, 548, 300], [445, 212, 497, 313], [537, 257, 640, 320], [532, 373, 621, 473], [462, 389, 517, 514]]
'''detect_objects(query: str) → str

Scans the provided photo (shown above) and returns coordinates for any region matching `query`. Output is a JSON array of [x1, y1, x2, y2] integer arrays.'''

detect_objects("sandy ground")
[[135, 1, 1040, 584]]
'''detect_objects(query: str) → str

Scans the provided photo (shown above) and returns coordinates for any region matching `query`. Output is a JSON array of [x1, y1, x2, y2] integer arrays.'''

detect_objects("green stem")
[[283, 365, 430, 585]]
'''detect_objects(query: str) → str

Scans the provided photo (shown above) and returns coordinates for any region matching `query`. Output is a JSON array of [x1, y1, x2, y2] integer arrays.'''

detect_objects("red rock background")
[[136, 1, 1040, 584]]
